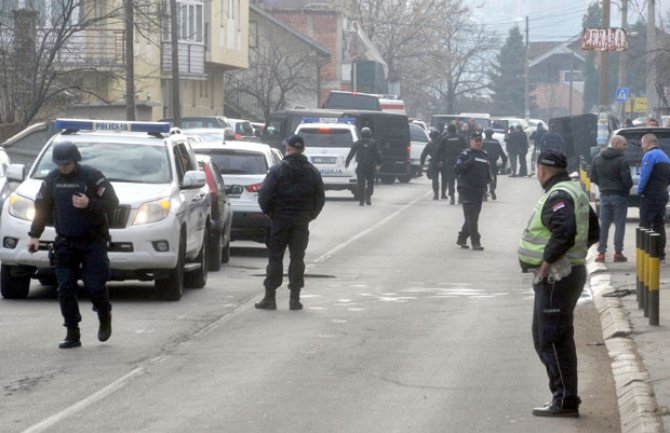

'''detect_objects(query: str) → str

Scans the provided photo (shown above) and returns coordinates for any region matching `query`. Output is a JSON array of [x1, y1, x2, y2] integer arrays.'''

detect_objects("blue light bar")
[[301, 117, 356, 124], [55, 119, 171, 134]]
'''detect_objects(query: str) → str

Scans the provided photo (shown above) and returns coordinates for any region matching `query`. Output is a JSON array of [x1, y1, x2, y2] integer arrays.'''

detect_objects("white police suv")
[[0, 119, 212, 301], [295, 117, 360, 199]]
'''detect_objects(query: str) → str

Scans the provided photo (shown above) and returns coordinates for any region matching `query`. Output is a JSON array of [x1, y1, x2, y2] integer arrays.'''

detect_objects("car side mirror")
[[182, 170, 206, 189], [224, 127, 235, 140], [6, 164, 25, 182]]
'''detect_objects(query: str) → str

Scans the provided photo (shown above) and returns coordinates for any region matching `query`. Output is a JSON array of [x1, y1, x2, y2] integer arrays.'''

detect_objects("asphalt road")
[[0, 175, 620, 433]]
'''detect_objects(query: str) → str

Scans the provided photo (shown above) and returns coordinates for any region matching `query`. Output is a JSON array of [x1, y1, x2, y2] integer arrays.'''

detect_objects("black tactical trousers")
[[532, 265, 586, 408], [640, 194, 668, 259], [264, 219, 309, 291], [458, 194, 483, 246], [53, 237, 111, 328], [356, 165, 375, 203], [445, 158, 458, 198], [431, 164, 447, 196], [489, 165, 499, 194]]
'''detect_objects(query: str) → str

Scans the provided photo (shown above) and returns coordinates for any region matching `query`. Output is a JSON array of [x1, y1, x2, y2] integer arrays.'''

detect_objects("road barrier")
[[636, 227, 661, 326]]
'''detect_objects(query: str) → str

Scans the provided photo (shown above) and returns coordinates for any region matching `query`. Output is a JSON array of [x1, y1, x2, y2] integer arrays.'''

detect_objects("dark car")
[[196, 155, 233, 270]]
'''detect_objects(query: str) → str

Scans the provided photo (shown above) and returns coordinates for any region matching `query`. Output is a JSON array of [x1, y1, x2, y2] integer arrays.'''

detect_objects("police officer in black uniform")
[[346, 127, 382, 206], [256, 135, 325, 311], [441, 123, 469, 204], [481, 128, 508, 200], [455, 132, 491, 250], [420, 128, 442, 200], [28, 142, 119, 349]]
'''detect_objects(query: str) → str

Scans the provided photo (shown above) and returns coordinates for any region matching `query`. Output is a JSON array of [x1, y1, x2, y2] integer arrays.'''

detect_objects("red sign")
[[581, 28, 628, 51]]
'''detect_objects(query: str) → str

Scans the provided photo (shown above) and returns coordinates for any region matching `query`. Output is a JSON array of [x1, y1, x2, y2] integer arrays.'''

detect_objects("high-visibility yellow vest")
[[518, 180, 590, 266]]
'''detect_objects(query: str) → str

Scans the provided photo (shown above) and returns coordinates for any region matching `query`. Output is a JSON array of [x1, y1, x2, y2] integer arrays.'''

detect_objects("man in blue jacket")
[[638, 133, 670, 260]]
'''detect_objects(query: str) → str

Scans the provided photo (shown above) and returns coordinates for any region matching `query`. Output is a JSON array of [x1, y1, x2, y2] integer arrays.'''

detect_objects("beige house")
[[15, 0, 249, 121]]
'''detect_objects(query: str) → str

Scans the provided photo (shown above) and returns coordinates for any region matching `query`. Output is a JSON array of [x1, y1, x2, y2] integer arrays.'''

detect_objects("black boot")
[[433, 193, 439, 200], [289, 289, 303, 311], [59, 326, 81, 349], [449, 196, 455, 205], [98, 311, 112, 342], [456, 234, 469, 249], [255, 288, 277, 310]]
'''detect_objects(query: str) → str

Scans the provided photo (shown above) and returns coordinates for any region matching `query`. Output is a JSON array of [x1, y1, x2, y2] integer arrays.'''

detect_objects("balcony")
[[161, 40, 205, 77], [52, 28, 125, 67]]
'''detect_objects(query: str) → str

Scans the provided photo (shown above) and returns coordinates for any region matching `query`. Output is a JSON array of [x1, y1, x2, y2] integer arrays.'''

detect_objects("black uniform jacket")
[[258, 153, 325, 224], [30, 164, 119, 241], [345, 138, 382, 168], [589, 147, 633, 196], [455, 148, 491, 196], [536, 173, 600, 266], [440, 133, 468, 161], [481, 138, 508, 166]]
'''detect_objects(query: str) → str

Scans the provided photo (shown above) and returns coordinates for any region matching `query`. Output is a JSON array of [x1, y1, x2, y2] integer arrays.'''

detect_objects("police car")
[[0, 119, 212, 301], [295, 117, 360, 199]]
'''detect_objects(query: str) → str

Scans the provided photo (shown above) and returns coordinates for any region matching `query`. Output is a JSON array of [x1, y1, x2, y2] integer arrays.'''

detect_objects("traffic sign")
[[615, 87, 630, 103]]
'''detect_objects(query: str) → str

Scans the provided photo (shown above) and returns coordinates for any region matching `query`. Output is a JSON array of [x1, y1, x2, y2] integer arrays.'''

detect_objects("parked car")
[[190, 141, 280, 243], [161, 116, 235, 141], [408, 122, 429, 179], [196, 154, 233, 271], [0, 119, 211, 301], [226, 119, 256, 140]]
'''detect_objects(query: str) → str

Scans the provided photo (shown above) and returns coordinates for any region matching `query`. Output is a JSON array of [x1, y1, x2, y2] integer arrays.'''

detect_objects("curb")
[[588, 262, 664, 433]]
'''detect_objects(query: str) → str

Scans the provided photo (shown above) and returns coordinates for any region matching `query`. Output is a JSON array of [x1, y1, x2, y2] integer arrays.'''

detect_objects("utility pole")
[[618, 0, 628, 121], [170, 0, 181, 126], [646, 0, 657, 118], [125, 0, 136, 121], [524, 16, 530, 118], [599, 0, 611, 109], [569, 52, 575, 115]]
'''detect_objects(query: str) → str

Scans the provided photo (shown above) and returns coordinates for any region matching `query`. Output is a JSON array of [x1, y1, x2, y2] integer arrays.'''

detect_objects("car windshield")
[[32, 142, 172, 183], [409, 124, 428, 142], [298, 128, 354, 148], [201, 149, 269, 175]]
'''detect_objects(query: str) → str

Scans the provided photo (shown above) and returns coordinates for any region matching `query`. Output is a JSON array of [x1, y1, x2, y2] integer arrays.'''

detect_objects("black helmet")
[[52, 142, 81, 165], [484, 128, 494, 137], [429, 128, 440, 140], [361, 127, 372, 138]]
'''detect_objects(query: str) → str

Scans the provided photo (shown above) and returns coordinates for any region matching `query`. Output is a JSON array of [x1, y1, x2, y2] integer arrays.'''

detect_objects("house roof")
[[529, 34, 585, 68], [250, 4, 330, 58]]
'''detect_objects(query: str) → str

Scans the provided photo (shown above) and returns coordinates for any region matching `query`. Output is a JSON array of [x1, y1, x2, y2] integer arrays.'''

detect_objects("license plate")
[[313, 156, 337, 164]]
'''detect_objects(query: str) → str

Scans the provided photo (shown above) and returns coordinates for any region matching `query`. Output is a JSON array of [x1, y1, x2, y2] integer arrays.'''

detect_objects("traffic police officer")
[[455, 132, 491, 250], [346, 127, 382, 206], [518, 149, 599, 417], [28, 142, 119, 349], [481, 129, 508, 200], [256, 135, 325, 310]]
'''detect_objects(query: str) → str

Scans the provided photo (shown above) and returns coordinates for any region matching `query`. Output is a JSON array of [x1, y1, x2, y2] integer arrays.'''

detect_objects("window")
[[18, 0, 80, 28], [249, 20, 258, 49], [178, 1, 203, 42]]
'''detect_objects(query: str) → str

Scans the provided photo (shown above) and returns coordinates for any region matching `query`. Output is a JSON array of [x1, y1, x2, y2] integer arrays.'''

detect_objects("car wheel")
[[1, 264, 31, 299], [397, 174, 412, 183], [185, 227, 208, 289], [208, 226, 222, 272], [155, 236, 185, 301], [379, 175, 395, 184], [221, 237, 231, 264]]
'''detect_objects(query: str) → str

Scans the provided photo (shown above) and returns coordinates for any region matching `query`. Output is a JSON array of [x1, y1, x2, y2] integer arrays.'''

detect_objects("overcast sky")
[[470, 0, 651, 42]]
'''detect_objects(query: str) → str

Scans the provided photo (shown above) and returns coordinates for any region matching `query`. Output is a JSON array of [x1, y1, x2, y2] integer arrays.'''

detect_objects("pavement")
[[590, 212, 670, 433]]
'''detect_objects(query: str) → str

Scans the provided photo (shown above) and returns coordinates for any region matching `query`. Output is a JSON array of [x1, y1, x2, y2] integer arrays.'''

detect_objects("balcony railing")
[[161, 40, 205, 76], [53, 29, 125, 67]]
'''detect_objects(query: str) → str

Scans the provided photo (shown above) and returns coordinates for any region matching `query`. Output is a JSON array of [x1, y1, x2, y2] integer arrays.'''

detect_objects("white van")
[[295, 117, 361, 199]]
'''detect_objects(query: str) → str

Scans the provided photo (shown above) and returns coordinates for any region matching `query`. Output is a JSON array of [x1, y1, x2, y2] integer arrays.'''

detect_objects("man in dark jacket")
[[507, 125, 529, 176], [441, 123, 469, 204], [28, 142, 119, 349], [455, 132, 491, 250], [638, 133, 670, 260], [590, 135, 633, 262], [529, 122, 547, 174], [420, 128, 441, 199], [481, 129, 508, 200], [256, 135, 326, 311], [345, 127, 382, 206]]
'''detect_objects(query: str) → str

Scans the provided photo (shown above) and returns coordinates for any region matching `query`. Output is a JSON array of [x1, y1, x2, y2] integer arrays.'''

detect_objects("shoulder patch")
[[552, 201, 566, 212], [548, 190, 561, 198]]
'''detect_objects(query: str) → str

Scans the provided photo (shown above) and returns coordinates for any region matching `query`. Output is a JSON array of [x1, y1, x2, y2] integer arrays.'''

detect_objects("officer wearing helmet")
[[481, 129, 508, 200], [346, 126, 382, 206], [28, 141, 119, 349]]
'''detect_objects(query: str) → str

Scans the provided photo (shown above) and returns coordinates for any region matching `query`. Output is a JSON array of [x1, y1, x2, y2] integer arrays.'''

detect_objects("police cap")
[[537, 149, 567, 168], [286, 134, 305, 149], [52, 142, 82, 165], [470, 132, 483, 140]]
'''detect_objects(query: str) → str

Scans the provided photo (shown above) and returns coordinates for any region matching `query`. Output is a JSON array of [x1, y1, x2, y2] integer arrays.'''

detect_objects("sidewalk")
[[590, 212, 669, 433]]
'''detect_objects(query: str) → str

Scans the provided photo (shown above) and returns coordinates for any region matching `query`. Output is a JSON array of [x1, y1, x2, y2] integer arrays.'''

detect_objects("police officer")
[[518, 149, 599, 417], [481, 129, 508, 200], [256, 135, 325, 311], [28, 142, 119, 349], [440, 123, 468, 204], [420, 128, 443, 200], [346, 127, 382, 206], [455, 132, 491, 250]]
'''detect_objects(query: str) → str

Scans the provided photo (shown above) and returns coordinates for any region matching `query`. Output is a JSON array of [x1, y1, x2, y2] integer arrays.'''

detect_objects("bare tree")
[[0, 0, 123, 126]]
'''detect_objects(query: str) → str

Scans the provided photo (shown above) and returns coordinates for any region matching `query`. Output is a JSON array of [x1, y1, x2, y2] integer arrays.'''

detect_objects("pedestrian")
[[506, 126, 522, 176], [420, 128, 441, 199], [647, 118, 659, 127], [539, 123, 567, 155], [345, 127, 382, 206], [590, 135, 633, 263], [27, 142, 119, 349], [529, 122, 547, 174], [624, 118, 633, 128], [510, 125, 529, 176], [256, 134, 325, 311], [638, 133, 670, 260], [455, 132, 491, 250], [518, 149, 599, 418], [481, 128, 508, 200], [440, 123, 469, 204]]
